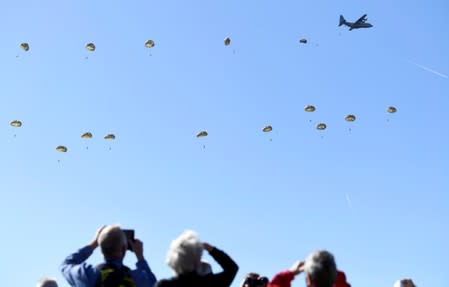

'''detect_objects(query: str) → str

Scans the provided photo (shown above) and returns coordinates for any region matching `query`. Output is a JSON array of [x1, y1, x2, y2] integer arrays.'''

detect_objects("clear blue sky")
[[1, 1, 448, 286]]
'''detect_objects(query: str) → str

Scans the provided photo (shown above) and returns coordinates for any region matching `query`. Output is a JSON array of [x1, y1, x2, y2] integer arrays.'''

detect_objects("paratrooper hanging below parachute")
[[196, 131, 208, 149], [81, 132, 93, 149], [10, 120, 22, 137]]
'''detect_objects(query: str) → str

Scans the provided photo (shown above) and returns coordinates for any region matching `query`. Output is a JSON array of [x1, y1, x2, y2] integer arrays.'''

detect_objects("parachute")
[[345, 115, 356, 122], [145, 39, 155, 48], [304, 105, 316, 112], [104, 134, 116, 140], [299, 38, 307, 44], [85, 43, 96, 52], [56, 146, 68, 153], [196, 131, 208, 138], [20, 43, 30, 51], [387, 106, 397, 113], [262, 125, 272, 132], [81, 132, 93, 139], [224, 37, 231, 46], [10, 120, 22, 127], [316, 123, 327, 130]]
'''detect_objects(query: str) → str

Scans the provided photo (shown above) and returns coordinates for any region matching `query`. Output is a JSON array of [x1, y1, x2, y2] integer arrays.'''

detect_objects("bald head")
[[98, 224, 127, 258]]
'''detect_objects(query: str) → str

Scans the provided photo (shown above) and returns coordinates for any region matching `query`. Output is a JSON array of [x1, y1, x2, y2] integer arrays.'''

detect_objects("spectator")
[[60, 225, 156, 287], [394, 279, 416, 287], [266, 250, 349, 287], [37, 277, 58, 287], [155, 230, 238, 287]]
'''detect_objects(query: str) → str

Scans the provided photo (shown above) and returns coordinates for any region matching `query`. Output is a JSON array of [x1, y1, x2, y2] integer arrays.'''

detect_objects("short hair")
[[304, 250, 337, 287], [37, 277, 58, 287], [166, 230, 203, 275], [98, 224, 127, 257]]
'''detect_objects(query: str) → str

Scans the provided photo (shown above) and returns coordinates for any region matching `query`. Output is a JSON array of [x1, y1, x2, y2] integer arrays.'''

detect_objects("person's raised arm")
[[269, 261, 304, 287], [203, 242, 239, 287]]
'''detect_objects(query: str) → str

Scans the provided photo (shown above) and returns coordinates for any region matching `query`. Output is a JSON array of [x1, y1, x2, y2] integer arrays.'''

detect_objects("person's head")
[[394, 279, 416, 287], [98, 224, 127, 260], [304, 250, 337, 287], [240, 273, 269, 287], [37, 277, 58, 287], [166, 230, 203, 275]]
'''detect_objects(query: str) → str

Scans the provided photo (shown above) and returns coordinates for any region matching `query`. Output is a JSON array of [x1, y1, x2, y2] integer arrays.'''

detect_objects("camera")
[[243, 275, 269, 287], [122, 229, 135, 251]]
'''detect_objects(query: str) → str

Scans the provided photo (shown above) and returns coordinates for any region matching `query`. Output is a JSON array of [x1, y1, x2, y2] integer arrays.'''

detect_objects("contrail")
[[345, 193, 353, 210], [407, 60, 448, 79]]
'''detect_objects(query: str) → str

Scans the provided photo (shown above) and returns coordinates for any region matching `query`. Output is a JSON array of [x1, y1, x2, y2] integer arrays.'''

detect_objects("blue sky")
[[1, 1, 448, 286]]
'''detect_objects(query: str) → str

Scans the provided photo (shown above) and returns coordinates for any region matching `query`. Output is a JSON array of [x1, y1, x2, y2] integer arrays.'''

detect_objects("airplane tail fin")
[[339, 15, 346, 26]]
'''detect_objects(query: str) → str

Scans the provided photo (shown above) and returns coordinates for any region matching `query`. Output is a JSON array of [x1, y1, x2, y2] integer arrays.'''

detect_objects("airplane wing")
[[354, 14, 368, 25]]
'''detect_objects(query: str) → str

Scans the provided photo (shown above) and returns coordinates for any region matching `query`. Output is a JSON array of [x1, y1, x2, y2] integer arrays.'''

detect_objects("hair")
[[304, 250, 337, 287], [166, 230, 203, 275], [98, 224, 127, 258], [37, 277, 58, 287]]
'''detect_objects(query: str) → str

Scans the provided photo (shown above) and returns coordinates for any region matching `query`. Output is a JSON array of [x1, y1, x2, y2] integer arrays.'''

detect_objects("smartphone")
[[122, 229, 135, 251]]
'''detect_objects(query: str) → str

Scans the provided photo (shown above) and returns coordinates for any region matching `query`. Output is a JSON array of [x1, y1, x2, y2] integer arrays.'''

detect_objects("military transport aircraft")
[[339, 14, 373, 31]]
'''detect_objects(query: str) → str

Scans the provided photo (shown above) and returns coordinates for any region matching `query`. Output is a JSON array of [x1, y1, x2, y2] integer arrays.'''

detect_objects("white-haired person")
[[37, 277, 58, 287], [155, 230, 239, 287], [267, 250, 350, 287], [60, 225, 157, 287], [394, 278, 416, 287]]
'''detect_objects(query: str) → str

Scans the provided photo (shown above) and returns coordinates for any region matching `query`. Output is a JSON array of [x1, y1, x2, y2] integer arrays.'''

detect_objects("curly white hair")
[[166, 230, 203, 275]]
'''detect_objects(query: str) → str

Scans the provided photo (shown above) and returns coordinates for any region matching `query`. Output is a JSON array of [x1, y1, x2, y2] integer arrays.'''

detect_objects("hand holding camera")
[[123, 229, 144, 261]]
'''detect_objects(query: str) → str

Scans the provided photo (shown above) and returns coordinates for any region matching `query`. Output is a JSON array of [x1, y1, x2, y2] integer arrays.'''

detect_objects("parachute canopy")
[[316, 123, 327, 130], [104, 134, 116, 140], [345, 114, 356, 122], [20, 43, 30, 51], [145, 39, 155, 48], [56, 145, 67, 153], [305, 105, 316, 112], [224, 37, 231, 46], [387, 106, 397, 113], [85, 43, 96, 52], [10, 120, 22, 128], [299, 38, 308, 44], [196, 131, 208, 138], [81, 132, 93, 139], [262, 125, 273, 133]]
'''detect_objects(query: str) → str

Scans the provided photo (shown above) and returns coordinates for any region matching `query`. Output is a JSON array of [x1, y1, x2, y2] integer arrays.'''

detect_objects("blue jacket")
[[61, 245, 157, 287]]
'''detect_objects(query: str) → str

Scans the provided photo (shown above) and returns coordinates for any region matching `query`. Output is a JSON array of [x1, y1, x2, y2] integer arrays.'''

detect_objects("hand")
[[203, 242, 214, 253], [289, 261, 305, 275], [130, 239, 144, 261], [89, 225, 106, 249]]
